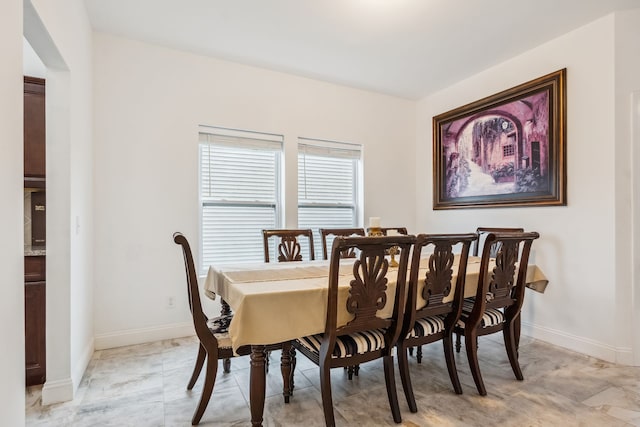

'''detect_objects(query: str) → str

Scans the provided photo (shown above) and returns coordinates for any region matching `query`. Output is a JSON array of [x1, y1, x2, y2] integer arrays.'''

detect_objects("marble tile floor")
[[25, 334, 640, 426]]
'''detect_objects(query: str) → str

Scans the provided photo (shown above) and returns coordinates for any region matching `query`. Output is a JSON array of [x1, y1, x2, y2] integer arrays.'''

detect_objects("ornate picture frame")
[[433, 69, 566, 209]]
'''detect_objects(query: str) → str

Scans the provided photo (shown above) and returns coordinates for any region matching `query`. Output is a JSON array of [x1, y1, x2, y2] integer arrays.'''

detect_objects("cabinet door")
[[24, 77, 46, 179], [25, 281, 46, 386], [24, 255, 45, 282]]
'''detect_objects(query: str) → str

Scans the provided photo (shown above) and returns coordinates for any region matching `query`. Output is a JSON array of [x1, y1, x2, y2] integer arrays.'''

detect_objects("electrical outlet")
[[167, 296, 176, 309]]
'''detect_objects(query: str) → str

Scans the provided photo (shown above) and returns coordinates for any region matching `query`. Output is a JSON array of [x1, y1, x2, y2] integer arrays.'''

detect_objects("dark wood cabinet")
[[24, 77, 46, 187], [25, 256, 46, 386], [24, 76, 47, 386]]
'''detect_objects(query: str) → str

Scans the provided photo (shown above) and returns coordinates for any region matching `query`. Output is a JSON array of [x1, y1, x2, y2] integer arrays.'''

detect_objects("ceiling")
[[84, 0, 639, 100]]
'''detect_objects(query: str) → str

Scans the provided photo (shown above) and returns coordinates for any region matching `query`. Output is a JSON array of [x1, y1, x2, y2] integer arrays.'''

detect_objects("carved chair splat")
[[262, 229, 315, 263]]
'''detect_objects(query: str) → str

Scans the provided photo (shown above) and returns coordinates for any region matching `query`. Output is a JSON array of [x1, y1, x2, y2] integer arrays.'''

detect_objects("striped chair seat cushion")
[[457, 298, 504, 328], [406, 315, 446, 339], [208, 314, 234, 348], [296, 329, 386, 358], [208, 314, 233, 333]]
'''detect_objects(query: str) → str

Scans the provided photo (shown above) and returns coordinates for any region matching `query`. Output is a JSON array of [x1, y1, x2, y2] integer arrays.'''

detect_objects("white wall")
[[613, 9, 640, 364], [26, 0, 94, 403], [417, 15, 630, 362], [0, 0, 25, 423], [23, 37, 46, 78], [91, 33, 416, 347]]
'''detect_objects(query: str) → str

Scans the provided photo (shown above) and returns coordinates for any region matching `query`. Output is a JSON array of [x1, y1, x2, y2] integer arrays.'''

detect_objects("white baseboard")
[[72, 337, 95, 387], [523, 321, 635, 365], [94, 322, 195, 350], [41, 378, 74, 405], [41, 339, 95, 405]]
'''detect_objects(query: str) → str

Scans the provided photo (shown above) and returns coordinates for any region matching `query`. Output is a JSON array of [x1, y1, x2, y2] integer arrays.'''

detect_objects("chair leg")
[[443, 334, 462, 395], [408, 346, 414, 356], [192, 351, 218, 425], [416, 346, 423, 363], [290, 347, 296, 392], [319, 362, 335, 427], [220, 299, 232, 317], [222, 358, 231, 373], [187, 344, 206, 390], [514, 313, 521, 357], [346, 364, 360, 380], [464, 329, 486, 396], [504, 323, 524, 381], [383, 355, 402, 423], [455, 332, 462, 353], [281, 341, 293, 403], [397, 345, 417, 413]]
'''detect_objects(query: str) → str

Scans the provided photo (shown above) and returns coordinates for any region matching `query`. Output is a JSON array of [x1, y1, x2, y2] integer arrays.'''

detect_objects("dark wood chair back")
[[326, 235, 414, 349], [473, 227, 524, 257], [471, 232, 540, 323], [262, 229, 315, 263], [403, 233, 477, 339], [319, 227, 365, 260]]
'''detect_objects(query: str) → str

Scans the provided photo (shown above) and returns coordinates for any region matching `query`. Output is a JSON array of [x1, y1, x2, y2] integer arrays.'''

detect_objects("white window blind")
[[199, 127, 282, 271], [298, 138, 362, 259]]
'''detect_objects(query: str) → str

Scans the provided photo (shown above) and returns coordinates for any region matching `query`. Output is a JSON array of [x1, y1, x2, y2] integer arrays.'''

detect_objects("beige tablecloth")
[[204, 257, 548, 351]]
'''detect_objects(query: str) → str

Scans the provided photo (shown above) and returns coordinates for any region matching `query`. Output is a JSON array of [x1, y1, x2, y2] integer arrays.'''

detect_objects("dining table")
[[204, 254, 548, 426]]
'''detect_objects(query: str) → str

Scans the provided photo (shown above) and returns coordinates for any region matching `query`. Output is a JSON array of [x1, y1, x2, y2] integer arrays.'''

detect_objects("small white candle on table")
[[369, 217, 381, 228]]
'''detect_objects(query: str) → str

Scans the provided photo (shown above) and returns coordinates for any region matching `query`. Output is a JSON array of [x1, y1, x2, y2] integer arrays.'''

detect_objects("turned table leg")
[[250, 345, 267, 427], [280, 341, 292, 403]]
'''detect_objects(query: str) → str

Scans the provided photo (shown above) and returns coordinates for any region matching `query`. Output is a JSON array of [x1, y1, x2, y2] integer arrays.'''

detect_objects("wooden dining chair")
[[454, 231, 539, 396], [173, 232, 251, 425], [262, 229, 315, 263], [292, 235, 415, 426], [319, 227, 365, 260], [396, 233, 476, 412], [473, 227, 524, 257]]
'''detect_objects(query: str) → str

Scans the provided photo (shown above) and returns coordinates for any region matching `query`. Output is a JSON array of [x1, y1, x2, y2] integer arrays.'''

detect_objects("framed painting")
[[433, 69, 566, 209]]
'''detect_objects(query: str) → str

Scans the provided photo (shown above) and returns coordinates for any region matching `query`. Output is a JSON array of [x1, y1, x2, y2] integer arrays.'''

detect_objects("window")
[[199, 127, 282, 271], [298, 138, 362, 259], [503, 144, 515, 157]]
